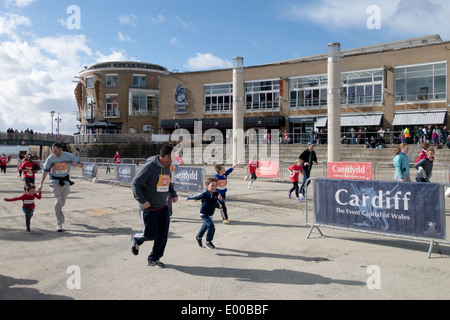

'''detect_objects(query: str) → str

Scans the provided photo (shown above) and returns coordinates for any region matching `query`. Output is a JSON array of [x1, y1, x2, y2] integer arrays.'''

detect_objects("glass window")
[[394, 62, 446, 102], [132, 75, 146, 88], [131, 92, 159, 115], [86, 77, 94, 88], [244, 79, 280, 111], [105, 95, 119, 117], [106, 75, 118, 87]]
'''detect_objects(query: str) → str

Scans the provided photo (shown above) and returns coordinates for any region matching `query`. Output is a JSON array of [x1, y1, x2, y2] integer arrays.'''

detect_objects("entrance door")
[[293, 127, 302, 144]]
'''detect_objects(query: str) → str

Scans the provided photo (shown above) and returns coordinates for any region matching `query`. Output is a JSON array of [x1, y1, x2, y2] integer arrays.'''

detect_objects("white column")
[[327, 43, 341, 162], [233, 57, 244, 164]]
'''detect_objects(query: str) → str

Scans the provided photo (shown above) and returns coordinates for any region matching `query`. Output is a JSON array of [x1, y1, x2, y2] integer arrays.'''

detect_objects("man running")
[[298, 142, 318, 200], [38, 142, 83, 232], [130, 145, 178, 268]]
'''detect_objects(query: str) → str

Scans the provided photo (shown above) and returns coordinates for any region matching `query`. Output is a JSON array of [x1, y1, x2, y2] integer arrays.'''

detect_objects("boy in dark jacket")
[[187, 177, 224, 249]]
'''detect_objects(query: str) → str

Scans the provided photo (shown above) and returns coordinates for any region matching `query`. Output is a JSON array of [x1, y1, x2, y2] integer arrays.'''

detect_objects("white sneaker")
[[56, 223, 64, 232], [297, 194, 304, 201]]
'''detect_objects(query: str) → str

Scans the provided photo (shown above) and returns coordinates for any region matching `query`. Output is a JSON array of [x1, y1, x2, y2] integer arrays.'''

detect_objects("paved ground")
[[0, 166, 449, 302]]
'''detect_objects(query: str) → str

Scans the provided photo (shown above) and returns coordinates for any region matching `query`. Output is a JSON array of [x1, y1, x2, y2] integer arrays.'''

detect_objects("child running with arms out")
[[213, 161, 240, 224], [288, 158, 304, 201], [4, 183, 42, 232], [186, 177, 224, 249]]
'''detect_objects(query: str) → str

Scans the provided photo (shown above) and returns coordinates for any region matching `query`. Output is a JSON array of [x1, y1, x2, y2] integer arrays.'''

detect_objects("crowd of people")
[[4, 128, 37, 134]]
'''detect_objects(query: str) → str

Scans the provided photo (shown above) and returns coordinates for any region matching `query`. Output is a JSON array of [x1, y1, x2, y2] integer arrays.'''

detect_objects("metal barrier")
[[375, 162, 449, 184], [304, 177, 449, 259]]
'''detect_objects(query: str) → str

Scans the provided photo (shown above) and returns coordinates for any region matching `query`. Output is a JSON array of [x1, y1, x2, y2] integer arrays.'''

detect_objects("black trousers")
[[216, 193, 228, 220], [133, 206, 170, 262], [289, 182, 299, 198]]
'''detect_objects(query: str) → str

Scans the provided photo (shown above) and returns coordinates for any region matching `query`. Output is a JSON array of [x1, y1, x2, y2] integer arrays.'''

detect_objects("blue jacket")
[[393, 151, 410, 179], [187, 190, 224, 217], [214, 167, 233, 195]]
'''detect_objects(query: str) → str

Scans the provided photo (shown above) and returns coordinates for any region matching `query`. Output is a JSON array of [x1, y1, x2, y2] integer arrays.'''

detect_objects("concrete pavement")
[[0, 168, 449, 301]]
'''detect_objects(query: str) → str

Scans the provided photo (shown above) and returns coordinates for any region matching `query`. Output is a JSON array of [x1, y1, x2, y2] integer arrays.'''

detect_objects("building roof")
[[81, 61, 169, 74], [265, 34, 444, 66]]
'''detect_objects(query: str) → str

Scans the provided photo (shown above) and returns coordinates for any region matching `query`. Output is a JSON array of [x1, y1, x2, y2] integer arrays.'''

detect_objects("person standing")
[[38, 142, 83, 232], [414, 149, 434, 182], [393, 143, 410, 182], [130, 145, 178, 268], [298, 142, 318, 199], [21, 154, 40, 186], [0, 153, 7, 174], [113, 151, 122, 164]]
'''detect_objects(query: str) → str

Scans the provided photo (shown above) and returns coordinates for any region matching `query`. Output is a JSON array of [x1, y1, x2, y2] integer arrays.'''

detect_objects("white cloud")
[[94, 50, 128, 63], [118, 32, 132, 42], [150, 14, 165, 24], [118, 14, 139, 27], [184, 53, 232, 71], [280, 0, 450, 39], [0, 13, 31, 37], [0, 13, 129, 134], [170, 37, 179, 46], [5, 0, 37, 8]]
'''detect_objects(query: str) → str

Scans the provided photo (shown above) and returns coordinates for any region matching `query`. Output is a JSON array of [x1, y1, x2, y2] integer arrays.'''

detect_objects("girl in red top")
[[288, 158, 304, 201], [4, 183, 42, 232], [246, 157, 260, 190]]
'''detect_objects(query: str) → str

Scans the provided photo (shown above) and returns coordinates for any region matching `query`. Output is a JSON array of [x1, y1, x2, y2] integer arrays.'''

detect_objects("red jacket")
[[4, 192, 42, 210]]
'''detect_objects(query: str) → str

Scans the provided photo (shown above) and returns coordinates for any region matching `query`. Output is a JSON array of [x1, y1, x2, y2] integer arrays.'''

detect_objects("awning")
[[201, 116, 285, 128], [392, 112, 447, 126], [289, 117, 316, 124], [160, 118, 199, 129], [341, 114, 383, 127], [201, 118, 233, 128], [85, 119, 121, 128], [245, 116, 285, 127]]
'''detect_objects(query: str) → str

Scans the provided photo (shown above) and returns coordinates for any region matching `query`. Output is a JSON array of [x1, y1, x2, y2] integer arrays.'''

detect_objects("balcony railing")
[[104, 110, 120, 118]]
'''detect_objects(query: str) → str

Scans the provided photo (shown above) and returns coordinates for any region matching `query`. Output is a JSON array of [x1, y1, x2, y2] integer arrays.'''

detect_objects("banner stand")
[[304, 178, 449, 259]]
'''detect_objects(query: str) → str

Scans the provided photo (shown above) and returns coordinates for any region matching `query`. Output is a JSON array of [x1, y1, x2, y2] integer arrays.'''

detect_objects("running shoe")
[[288, 192, 291, 199], [206, 242, 216, 249], [196, 237, 203, 248], [130, 235, 140, 255], [223, 219, 230, 224], [148, 260, 165, 268]]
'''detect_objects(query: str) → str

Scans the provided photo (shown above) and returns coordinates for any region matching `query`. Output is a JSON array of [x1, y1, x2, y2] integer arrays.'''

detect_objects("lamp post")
[[55, 113, 62, 135], [50, 111, 55, 134]]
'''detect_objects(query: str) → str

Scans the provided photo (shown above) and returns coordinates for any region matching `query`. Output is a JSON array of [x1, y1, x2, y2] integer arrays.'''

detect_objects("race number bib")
[[157, 174, 171, 192], [54, 162, 68, 175], [217, 180, 227, 190]]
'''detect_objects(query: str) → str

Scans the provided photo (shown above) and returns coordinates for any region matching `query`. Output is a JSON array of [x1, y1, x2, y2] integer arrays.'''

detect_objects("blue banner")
[[82, 162, 97, 179], [115, 164, 137, 183], [173, 167, 205, 194], [313, 179, 446, 240]]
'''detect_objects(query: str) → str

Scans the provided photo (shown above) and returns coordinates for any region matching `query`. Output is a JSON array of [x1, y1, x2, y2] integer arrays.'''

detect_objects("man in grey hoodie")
[[130, 145, 178, 267]]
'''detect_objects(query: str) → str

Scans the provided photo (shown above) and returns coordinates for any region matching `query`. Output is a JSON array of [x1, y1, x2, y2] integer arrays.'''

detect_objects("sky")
[[1, 0, 450, 135]]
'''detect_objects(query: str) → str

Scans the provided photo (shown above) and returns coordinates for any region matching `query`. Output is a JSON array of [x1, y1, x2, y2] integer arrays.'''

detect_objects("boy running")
[[213, 161, 240, 224], [187, 177, 224, 249]]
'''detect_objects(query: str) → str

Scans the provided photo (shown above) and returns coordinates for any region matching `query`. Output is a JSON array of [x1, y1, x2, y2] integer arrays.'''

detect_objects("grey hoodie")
[[131, 155, 177, 210]]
